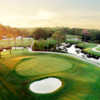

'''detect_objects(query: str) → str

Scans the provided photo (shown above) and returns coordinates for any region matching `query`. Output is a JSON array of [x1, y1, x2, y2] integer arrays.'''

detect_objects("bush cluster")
[[32, 39, 57, 51]]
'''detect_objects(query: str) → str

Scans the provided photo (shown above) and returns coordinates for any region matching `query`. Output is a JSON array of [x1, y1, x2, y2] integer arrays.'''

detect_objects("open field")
[[0, 49, 100, 100], [66, 39, 81, 44], [66, 35, 81, 44], [0, 38, 33, 48]]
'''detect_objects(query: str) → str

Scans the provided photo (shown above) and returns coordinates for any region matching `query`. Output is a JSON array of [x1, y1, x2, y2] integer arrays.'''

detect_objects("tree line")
[[0, 24, 100, 44], [19, 27, 100, 43]]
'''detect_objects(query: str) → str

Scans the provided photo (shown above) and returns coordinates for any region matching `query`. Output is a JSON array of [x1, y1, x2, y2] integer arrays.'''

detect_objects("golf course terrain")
[[0, 48, 100, 100], [66, 37, 100, 57], [96, 47, 100, 51], [94, 46, 100, 52], [0, 38, 33, 48], [77, 42, 100, 57], [0, 1, 100, 99]]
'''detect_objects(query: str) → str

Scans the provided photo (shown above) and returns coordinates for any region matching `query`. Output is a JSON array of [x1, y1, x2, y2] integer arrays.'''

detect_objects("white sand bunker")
[[29, 77, 62, 94]]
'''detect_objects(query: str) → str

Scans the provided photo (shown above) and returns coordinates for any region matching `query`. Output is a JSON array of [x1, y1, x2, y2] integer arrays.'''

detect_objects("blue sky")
[[0, 0, 100, 29]]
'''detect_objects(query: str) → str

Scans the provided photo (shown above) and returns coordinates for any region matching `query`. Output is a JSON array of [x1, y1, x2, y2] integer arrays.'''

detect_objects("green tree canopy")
[[52, 31, 66, 43], [32, 28, 50, 40]]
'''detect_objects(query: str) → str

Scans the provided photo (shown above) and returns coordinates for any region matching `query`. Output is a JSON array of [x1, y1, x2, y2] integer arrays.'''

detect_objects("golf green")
[[15, 54, 72, 76]]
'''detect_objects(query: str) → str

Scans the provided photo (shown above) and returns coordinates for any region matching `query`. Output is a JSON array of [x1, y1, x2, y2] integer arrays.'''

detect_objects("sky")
[[0, 0, 100, 29]]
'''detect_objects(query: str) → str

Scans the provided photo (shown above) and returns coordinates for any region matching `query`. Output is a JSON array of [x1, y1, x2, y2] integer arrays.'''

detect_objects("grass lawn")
[[66, 39, 81, 44], [96, 47, 100, 51], [76, 42, 100, 57], [0, 38, 33, 48], [66, 35, 81, 44], [0, 49, 100, 100], [67, 35, 81, 40]]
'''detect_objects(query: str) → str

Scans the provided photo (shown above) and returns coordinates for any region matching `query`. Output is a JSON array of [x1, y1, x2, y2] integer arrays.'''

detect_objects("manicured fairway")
[[0, 50, 100, 100]]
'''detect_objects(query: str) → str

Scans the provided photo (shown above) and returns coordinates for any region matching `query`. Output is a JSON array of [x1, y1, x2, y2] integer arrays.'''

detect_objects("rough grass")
[[0, 56, 29, 70]]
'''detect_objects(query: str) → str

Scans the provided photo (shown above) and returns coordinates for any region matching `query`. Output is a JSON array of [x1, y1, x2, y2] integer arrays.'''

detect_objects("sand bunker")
[[29, 77, 62, 94]]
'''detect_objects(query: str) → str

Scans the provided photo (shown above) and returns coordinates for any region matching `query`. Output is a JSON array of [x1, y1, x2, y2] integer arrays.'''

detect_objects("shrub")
[[32, 39, 57, 51]]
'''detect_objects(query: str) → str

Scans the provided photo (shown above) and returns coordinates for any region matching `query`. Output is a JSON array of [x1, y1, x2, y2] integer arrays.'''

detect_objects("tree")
[[0, 34, 2, 40], [18, 30, 27, 46], [32, 28, 50, 40], [52, 31, 66, 44], [95, 33, 100, 43], [0, 24, 7, 40], [12, 28, 19, 49], [6, 27, 13, 45], [82, 29, 90, 42], [32, 39, 57, 51], [0, 48, 3, 58]]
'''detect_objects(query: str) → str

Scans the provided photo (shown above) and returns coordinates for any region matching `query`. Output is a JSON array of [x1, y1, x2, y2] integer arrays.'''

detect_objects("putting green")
[[15, 54, 72, 76]]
